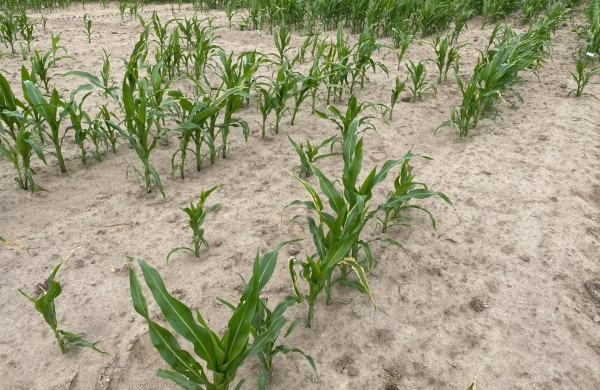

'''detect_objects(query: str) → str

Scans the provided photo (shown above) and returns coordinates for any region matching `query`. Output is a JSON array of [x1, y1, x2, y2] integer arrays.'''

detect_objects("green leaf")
[[156, 369, 204, 390], [310, 164, 344, 214], [59, 330, 108, 354], [242, 316, 287, 359], [137, 259, 218, 368], [320, 234, 358, 279], [128, 264, 209, 385], [241, 240, 301, 300]]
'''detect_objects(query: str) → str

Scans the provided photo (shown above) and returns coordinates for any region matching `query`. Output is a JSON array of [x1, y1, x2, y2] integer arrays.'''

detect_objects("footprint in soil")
[[334, 354, 359, 377], [584, 280, 600, 305]]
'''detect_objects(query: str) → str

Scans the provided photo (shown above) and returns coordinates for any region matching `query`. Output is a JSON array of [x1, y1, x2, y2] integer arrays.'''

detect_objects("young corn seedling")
[[314, 95, 379, 139], [387, 75, 406, 120], [19, 258, 107, 355], [30, 46, 73, 93], [376, 159, 451, 233], [406, 59, 437, 102], [22, 77, 69, 174], [288, 135, 338, 177], [215, 50, 258, 158], [273, 21, 292, 64], [0, 111, 47, 192], [568, 55, 600, 99], [96, 103, 119, 153], [64, 86, 93, 165], [437, 71, 484, 140], [225, 2, 234, 28], [419, 0, 453, 37], [129, 241, 295, 390], [451, 5, 473, 44], [167, 184, 222, 262], [18, 17, 36, 53], [107, 74, 166, 198], [218, 292, 317, 388], [394, 30, 414, 71], [269, 61, 297, 134], [118, 1, 128, 21], [429, 35, 468, 84], [83, 14, 100, 44], [41, 13, 48, 30], [286, 121, 447, 326], [255, 83, 275, 138], [292, 34, 313, 65], [170, 87, 238, 177], [251, 296, 317, 388], [290, 51, 326, 126], [0, 72, 46, 192], [0, 12, 18, 54], [349, 23, 388, 94]]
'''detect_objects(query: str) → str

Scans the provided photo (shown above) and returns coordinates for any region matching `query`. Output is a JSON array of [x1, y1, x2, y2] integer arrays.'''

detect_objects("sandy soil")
[[1, 3, 600, 390]]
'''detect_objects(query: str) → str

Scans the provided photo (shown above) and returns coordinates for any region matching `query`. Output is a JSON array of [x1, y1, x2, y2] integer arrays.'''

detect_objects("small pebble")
[[126, 343, 133, 351]]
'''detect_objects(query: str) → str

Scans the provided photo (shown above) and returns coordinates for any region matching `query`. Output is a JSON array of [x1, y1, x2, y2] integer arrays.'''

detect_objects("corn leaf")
[[136, 259, 218, 368]]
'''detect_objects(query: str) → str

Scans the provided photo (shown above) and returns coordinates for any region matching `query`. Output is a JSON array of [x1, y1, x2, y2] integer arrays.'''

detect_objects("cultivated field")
[[1, 1, 600, 389]]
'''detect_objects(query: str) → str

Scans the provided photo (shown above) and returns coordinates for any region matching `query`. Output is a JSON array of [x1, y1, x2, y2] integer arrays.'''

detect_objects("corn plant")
[[83, 14, 100, 43], [170, 88, 240, 177], [406, 60, 436, 102], [290, 61, 326, 126], [430, 35, 468, 84], [292, 34, 313, 65], [387, 75, 406, 120], [568, 56, 600, 99], [482, 0, 519, 27], [436, 72, 484, 140], [273, 21, 292, 64], [217, 291, 316, 388], [575, 1, 600, 59], [18, 15, 35, 53], [129, 241, 295, 390], [167, 184, 222, 262], [0, 72, 46, 192], [30, 46, 73, 93], [95, 103, 119, 154], [349, 23, 388, 94], [393, 30, 414, 71], [418, 0, 453, 37], [41, 13, 48, 30], [376, 159, 451, 233], [50, 31, 68, 66], [269, 61, 297, 134], [107, 74, 166, 198], [255, 83, 275, 138], [64, 86, 93, 165], [118, 1, 127, 20], [288, 135, 337, 177], [286, 120, 448, 327], [250, 296, 317, 388], [451, 5, 473, 44], [0, 111, 46, 193], [63, 68, 119, 104], [23, 78, 69, 174], [215, 50, 258, 158], [314, 95, 379, 139], [19, 259, 107, 355], [0, 12, 17, 54]]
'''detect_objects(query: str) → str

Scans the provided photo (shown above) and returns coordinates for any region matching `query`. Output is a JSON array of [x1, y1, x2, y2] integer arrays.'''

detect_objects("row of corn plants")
[[437, 13, 562, 140]]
